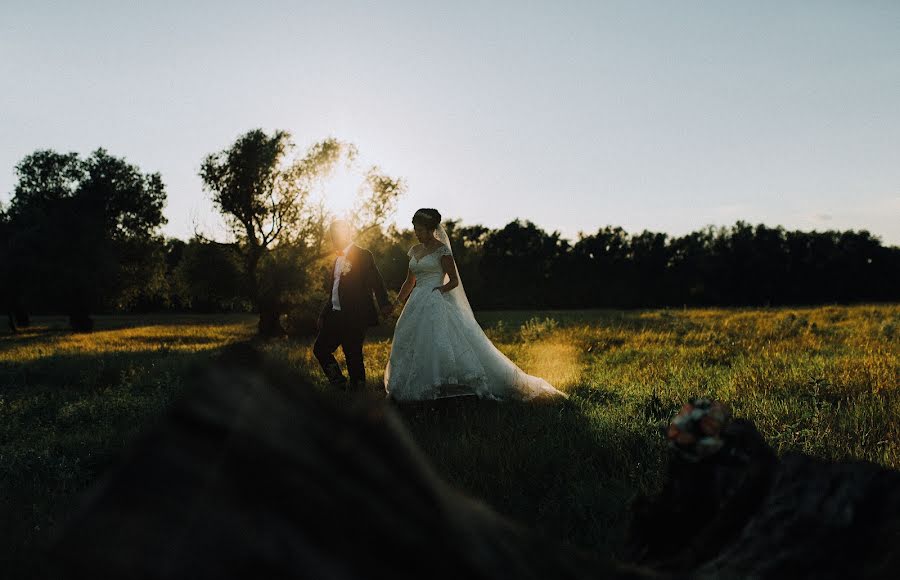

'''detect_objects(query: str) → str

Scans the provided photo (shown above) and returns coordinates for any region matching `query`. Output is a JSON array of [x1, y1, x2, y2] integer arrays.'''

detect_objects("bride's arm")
[[433, 255, 460, 294], [397, 267, 416, 304]]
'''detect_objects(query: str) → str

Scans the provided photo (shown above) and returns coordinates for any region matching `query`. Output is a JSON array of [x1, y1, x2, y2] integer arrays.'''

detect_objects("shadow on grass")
[[0, 326, 72, 348], [392, 393, 666, 555], [2, 330, 666, 577], [0, 342, 243, 579], [0, 313, 255, 337], [113, 334, 239, 348]]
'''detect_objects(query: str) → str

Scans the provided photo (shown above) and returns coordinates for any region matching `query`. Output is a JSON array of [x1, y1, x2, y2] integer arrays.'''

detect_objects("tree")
[[175, 239, 245, 312], [0, 204, 16, 332], [201, 130, 404, 336], [629, 230, 670, 307], [201, 130, 340, 335], [659, 227, 715, 305], [479, 220, 570, 308], [4, 150, 82, 325], [7, 149, 167, 330], [572, 226, 632, 307], [360, 225, 417, 292]]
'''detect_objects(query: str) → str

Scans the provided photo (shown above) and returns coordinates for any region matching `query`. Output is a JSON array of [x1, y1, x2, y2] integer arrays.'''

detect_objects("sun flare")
[[314, 162, 369, 220]]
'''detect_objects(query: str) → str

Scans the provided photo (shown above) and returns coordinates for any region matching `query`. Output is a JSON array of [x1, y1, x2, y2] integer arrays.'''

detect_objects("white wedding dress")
[[384, 238, 565, 402]]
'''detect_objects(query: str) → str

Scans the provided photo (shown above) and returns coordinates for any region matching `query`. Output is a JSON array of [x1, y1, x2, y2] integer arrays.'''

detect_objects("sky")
[[1, 0, 898, 244]]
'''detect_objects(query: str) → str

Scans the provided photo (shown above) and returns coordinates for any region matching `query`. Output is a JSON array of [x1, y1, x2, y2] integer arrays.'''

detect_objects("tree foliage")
[[200, 130, 404, 336], [367, 220, 900, 310], [4, 142, 896, 325], [4, 149, 167, 330], [478, 220, 571, 308], [174, 239, 246, 312]]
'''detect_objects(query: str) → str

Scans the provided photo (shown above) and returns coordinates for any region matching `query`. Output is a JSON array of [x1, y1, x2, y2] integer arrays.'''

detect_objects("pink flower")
[[699, 415, 721, 436], [667, 424, 680, 440], [676, 432, 697, 446]]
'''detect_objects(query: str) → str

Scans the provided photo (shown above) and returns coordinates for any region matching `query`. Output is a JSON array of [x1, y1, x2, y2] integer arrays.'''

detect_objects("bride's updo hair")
[[412, 208, 442, 230]]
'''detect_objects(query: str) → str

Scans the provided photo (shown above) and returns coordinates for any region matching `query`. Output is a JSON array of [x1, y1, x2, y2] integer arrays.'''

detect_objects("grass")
[[1, 305, 898, 574]]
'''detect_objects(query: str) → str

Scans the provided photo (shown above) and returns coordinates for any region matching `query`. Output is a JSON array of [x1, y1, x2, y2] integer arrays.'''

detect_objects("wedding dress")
[[384, 228, 565, 402]]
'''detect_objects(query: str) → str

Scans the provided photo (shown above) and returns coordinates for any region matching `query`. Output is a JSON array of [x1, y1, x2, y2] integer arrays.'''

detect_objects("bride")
[[384, 208, 566, 402]]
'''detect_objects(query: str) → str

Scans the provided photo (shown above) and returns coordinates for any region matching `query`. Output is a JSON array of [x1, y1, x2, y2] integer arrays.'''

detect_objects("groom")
[[314, 220, 393, 390]]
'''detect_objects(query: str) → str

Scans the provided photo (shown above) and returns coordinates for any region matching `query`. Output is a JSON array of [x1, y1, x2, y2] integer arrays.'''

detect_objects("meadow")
[[1, 305, 898, 574]]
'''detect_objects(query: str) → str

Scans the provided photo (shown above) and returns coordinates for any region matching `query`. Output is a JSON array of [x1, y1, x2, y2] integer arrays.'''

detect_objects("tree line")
[[434, 220, 900, 309], [3, 131, 898, 335]]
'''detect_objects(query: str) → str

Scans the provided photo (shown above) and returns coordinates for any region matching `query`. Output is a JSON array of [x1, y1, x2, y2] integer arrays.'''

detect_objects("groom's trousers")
[[313, 309, 368, 388]]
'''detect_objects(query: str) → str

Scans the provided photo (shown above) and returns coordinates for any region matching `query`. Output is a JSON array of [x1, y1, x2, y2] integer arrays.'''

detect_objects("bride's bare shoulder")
[[408, 243, 424, 257]]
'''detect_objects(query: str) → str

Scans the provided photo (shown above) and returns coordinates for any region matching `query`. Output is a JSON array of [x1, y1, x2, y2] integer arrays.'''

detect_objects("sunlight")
[[520, 340, 582, 392], [0, 317, 255, 364], [313, 162, 368, 220]]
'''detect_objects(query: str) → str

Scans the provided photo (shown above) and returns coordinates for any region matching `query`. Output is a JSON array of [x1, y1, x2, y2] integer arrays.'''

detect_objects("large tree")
[[6, 149, 167, 330], [200, 129, 404, 336], [0, 203, 17, 331], [479, 220, 570, 309], [175, 238, 245, 312]]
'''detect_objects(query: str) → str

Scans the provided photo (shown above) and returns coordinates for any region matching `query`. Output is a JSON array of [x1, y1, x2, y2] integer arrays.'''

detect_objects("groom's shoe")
[[324, 363, 347, 388]]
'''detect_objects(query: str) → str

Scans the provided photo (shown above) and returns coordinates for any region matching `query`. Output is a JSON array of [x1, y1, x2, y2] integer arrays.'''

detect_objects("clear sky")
[[2, 0, 898, 244]]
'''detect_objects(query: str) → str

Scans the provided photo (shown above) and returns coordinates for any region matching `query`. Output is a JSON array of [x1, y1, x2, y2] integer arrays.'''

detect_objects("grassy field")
[[1, 305, 899, 574]]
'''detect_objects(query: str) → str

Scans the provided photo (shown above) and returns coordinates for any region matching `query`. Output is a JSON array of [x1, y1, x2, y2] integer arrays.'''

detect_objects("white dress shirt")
[[331, 243, 354, 310]]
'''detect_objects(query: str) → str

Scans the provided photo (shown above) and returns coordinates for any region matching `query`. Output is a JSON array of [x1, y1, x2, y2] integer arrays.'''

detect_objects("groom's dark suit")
[[314, 244, 391, 388]]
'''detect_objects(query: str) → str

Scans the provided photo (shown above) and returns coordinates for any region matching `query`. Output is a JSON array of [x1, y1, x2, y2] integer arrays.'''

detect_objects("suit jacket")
[[320, 245, 390, 328]]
